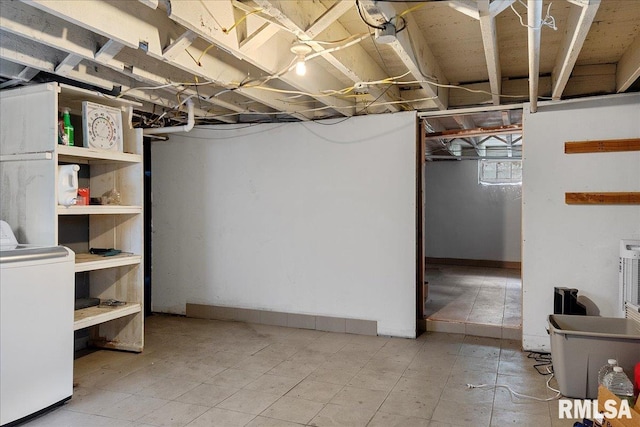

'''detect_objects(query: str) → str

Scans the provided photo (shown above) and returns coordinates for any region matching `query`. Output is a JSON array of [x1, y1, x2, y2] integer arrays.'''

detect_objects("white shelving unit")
[[0, 82, 144, 352]]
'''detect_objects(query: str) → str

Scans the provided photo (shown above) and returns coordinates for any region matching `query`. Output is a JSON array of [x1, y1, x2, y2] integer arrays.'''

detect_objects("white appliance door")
[[0, 248, 74, 425]]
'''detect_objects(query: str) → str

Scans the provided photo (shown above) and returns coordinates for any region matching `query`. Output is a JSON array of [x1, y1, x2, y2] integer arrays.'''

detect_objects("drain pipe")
[[143, 98, 195, 135], [527, 0, 542, 113]]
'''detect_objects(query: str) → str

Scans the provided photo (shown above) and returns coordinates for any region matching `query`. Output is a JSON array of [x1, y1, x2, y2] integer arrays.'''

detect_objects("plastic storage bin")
[[548, 314, 640, 399]]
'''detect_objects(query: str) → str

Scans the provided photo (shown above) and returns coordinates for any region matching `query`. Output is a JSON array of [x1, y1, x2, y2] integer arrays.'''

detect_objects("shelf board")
[[565, 138, 640, 154], [565, 192, 640, 205], [75, 252, 141, 272], [57, 145, 142, 163], [74, 302, 141, 331], [58, 205, 142, 215]]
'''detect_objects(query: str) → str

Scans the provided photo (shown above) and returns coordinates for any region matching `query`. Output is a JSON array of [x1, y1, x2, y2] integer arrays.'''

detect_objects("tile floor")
[[22, 315, 579, 427], [424, 264, 522, 340]]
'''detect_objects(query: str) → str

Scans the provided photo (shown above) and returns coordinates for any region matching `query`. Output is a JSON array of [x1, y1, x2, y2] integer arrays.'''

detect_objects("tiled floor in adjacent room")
[[425, 264, 522, 340], [23, 314, 576, 427]]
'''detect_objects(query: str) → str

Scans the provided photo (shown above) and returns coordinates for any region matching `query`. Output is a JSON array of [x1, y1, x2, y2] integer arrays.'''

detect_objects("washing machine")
[[0, 220, 75, 426]]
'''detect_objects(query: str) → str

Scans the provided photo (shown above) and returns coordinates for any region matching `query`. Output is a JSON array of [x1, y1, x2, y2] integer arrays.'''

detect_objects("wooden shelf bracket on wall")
[[565, 138, 640, 154], [566, 192, 640, 205]]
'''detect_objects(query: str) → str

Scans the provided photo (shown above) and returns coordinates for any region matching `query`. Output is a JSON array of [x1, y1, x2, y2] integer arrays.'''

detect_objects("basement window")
[[478, 159, 522, 185]]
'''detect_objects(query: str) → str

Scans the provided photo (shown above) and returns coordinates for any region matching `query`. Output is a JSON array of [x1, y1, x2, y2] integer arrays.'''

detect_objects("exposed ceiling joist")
[[0, 31, 111, 90], [551, 0, 600, 100], [424, 124, 523, 140], [239, 22, 280, 53], [253, 0, 400, 113], [449, 1, 479, 19], [306, 0, 353, 39], [162, 30, 198, 61], [166, 0, 356, 117], [0, 0, 634, 130], [359, 0, 449, 110], [0, 31, 238, 122], [423, 118, 457, 157], [137, 0, 158, 10], [477, 0, 502, 106], [95, 40, 125, 62], [453, 115, 481, 155], [2, 2, 250, 120], [54, 54, 82, 76], [616, 33, 640, 93], [0, 61, 39, 89], [21, 0, 346, 120]]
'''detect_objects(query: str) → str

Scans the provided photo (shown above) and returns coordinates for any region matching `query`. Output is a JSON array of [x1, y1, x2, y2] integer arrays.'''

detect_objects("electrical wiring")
[[199, 88, 434, 122], [356, 0, 413, 35], [303, 33, 369, 46], [304, 34, 370, 63], [197, 0, 263, 34], [467, 365, 562, 402], [510, 0, 557, 31], [244, 85, 356, 98], [365, 77, 530, 99], [231, 34, 370, 91], [398, 2, 428, 18], [356, 0, 386, 30]]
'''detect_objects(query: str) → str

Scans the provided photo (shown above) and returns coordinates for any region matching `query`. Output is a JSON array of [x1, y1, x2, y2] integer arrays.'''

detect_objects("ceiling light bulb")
[[290, 42, 312, 77], [295, 59, 307, 76]]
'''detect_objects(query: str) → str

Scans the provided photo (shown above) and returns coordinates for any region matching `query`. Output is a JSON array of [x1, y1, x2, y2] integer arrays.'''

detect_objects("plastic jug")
[[598, 359, 618, 386], [602, 366, 635, 406], [58, 164, 80, 206]]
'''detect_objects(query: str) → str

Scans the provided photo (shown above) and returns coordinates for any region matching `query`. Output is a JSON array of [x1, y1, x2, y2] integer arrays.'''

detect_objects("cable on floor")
[[467, 365, 561, 401], [527, 351, 554, 376]]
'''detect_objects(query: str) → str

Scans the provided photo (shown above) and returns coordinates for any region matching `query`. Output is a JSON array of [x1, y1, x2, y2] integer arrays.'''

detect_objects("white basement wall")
[[522, 94, 640, 351], [424, 160, 522, 262], [151, 112, 417, 337]]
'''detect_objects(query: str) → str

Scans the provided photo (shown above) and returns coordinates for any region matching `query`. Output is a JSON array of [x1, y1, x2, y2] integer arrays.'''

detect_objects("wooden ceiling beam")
[[551, 0, 600, 100], [166, 0, 355, 117], [477, 0, 501, 106], [360, 0, 448, 110], [453, 115, 481, 155], [0, 34, 240, 123], [3, 2, 252, 117], [21, 0, 322, 121], [306, 1, 353, 38], [424, 124, 522, 140], [253, 0, 401, 113], [616, 33, 640, 93]]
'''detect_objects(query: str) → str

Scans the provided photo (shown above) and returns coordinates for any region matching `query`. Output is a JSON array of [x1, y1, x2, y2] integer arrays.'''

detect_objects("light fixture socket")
[[291, 42, 312, 76], [374, 22, 396, 44], [290, 42, 312, 56]]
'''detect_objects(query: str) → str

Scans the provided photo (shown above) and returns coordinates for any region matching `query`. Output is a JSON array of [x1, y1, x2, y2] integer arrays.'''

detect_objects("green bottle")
[[63, 108, 74, 146]]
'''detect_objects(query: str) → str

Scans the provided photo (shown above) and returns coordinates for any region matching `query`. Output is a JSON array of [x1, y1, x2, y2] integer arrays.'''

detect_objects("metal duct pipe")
[[143, 98, 194, 135], [527, 0, 542, 113]]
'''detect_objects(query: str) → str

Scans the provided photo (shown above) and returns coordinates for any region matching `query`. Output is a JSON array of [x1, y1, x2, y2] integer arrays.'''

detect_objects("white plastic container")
[[58, 164, 79, 206]]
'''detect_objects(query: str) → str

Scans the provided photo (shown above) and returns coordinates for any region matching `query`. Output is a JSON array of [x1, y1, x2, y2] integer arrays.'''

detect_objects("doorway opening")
[[419, 107, 523, 340]]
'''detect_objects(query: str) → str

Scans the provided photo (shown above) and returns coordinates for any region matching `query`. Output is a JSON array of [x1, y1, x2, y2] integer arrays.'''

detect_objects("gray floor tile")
[[216, 389, 281, 415], [23, 308, 564, 427], [260, 396, 325, 424]]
